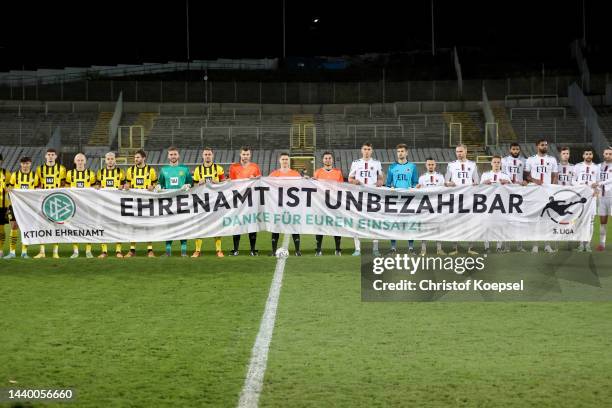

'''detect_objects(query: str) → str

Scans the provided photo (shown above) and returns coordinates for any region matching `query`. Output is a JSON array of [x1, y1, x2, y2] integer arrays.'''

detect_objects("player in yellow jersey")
[[0, 153, 12, 258], [95, 152, 126, 258], [124, 149, 157, 257], [191, 147, 226, 258], [65, 153, 97, 259], [34, 148, 66, 259], [4, 157, 39, 259]]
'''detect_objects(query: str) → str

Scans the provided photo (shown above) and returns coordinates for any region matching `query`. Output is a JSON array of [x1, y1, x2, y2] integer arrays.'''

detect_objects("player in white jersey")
[[500, 143, 528, 252], [445, 144, 479, 255], [501, 142, 527, 185], [573, 149, 600, 252], [524, 139, 559, 253], [348, 142, 384, 256], [416, 158, 447, 256], [481, 156, 511, 253], [556, 147, 574, 186], [596, 146, 612, 251]]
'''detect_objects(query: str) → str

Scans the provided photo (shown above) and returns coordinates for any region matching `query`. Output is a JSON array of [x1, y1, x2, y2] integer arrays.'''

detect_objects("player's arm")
[[348, 162, 360, 185], [34, 167, 42, 189], [591, 165, 600, 188], [118, 169, 126, 190], [523, 159, 533, 183], [571, 166, 579, 185], [384, 165, 393, 187], [154, 168, 163, 192], [217, 165, 225, 182], [193, 168, 204, 185], [472, 166, 479, 185], [445, 165, 455, 187], [376, 170, 384, 187], [60, 165, 67, 187], [551, 160, 559, 185], [7, 173, 15, 190], [147, 167, 157, 191], [411, 164, 419, 188], [94, 169, 102, 189], [416, 175, 424, 189], [124, 167, 133, 190], [4, 169, 11, 189], [157, 168, 165, 188]]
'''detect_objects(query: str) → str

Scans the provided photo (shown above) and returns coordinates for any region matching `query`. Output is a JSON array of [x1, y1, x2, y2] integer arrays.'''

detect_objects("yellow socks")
[[10, 229, 18, 252]]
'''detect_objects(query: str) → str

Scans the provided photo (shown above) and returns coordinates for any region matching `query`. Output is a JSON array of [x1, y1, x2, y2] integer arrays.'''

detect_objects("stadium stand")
[[0, 112, 97, 148], [508, 107, 586, 145]]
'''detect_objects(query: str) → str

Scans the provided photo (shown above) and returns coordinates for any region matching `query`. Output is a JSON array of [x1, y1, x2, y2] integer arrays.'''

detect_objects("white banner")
[[9, 177, 596, 244]]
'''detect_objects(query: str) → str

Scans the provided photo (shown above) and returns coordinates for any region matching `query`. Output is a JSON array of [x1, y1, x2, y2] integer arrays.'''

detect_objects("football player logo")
[[540, 190, 587, 224]]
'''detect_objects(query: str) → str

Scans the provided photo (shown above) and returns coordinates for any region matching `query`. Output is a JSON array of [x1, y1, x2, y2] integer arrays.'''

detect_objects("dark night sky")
[[0, 1, 608, 71]]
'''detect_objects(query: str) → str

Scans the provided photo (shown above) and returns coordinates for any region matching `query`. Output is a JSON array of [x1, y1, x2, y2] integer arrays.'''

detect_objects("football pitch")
[[1, 224, 611, 407]]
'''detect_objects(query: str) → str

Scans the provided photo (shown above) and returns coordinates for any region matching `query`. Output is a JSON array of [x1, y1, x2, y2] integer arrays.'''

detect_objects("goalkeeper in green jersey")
[[156, 146, 193, 257]]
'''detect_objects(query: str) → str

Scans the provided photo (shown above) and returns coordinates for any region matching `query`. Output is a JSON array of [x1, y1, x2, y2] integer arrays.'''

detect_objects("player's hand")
[[198, 180, 206, 186], [591, 182, 599, 188], [483, 180, 492, 185], [446, 182, 456, 187], [376, 181, 384, 187], [500, 180, 510, 185], [154, 184, 162, 193], [416, 184, 422, 189], [181, 184, 191, 191], [147, 185, 155, 191]]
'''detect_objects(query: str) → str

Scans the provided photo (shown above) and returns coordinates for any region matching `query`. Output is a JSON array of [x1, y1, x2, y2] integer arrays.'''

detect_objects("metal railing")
[[509, 107, 567, 120], [0, 75, 599, 104], [504, 94, 559, 107]]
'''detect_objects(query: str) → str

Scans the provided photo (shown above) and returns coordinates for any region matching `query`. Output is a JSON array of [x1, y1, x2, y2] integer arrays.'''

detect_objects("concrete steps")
[[88, 112, 114, 145], [491, 104, 517, 142]]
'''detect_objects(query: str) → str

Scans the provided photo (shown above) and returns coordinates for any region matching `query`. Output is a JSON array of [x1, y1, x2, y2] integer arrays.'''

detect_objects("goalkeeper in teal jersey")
[[156, 146, 193, 256], [385, 144, 419, 253]]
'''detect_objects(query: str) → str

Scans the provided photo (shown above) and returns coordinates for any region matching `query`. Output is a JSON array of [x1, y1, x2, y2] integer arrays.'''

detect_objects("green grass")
[[0, 223, 611, 407], [262, 258, 612, 407], [0, 250, 276, 407]]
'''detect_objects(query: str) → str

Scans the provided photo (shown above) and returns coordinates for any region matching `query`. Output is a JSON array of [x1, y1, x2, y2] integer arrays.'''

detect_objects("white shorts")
[[598, 196, 612, 216]]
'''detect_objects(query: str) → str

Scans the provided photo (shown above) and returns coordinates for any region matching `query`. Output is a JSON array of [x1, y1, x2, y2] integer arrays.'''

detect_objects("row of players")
[[348, 139, 611, 254], [0, 140, 610, 258]]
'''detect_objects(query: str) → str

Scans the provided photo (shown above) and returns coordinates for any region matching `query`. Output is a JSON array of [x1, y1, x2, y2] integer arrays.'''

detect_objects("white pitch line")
[[238, 234, 290, 408]]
